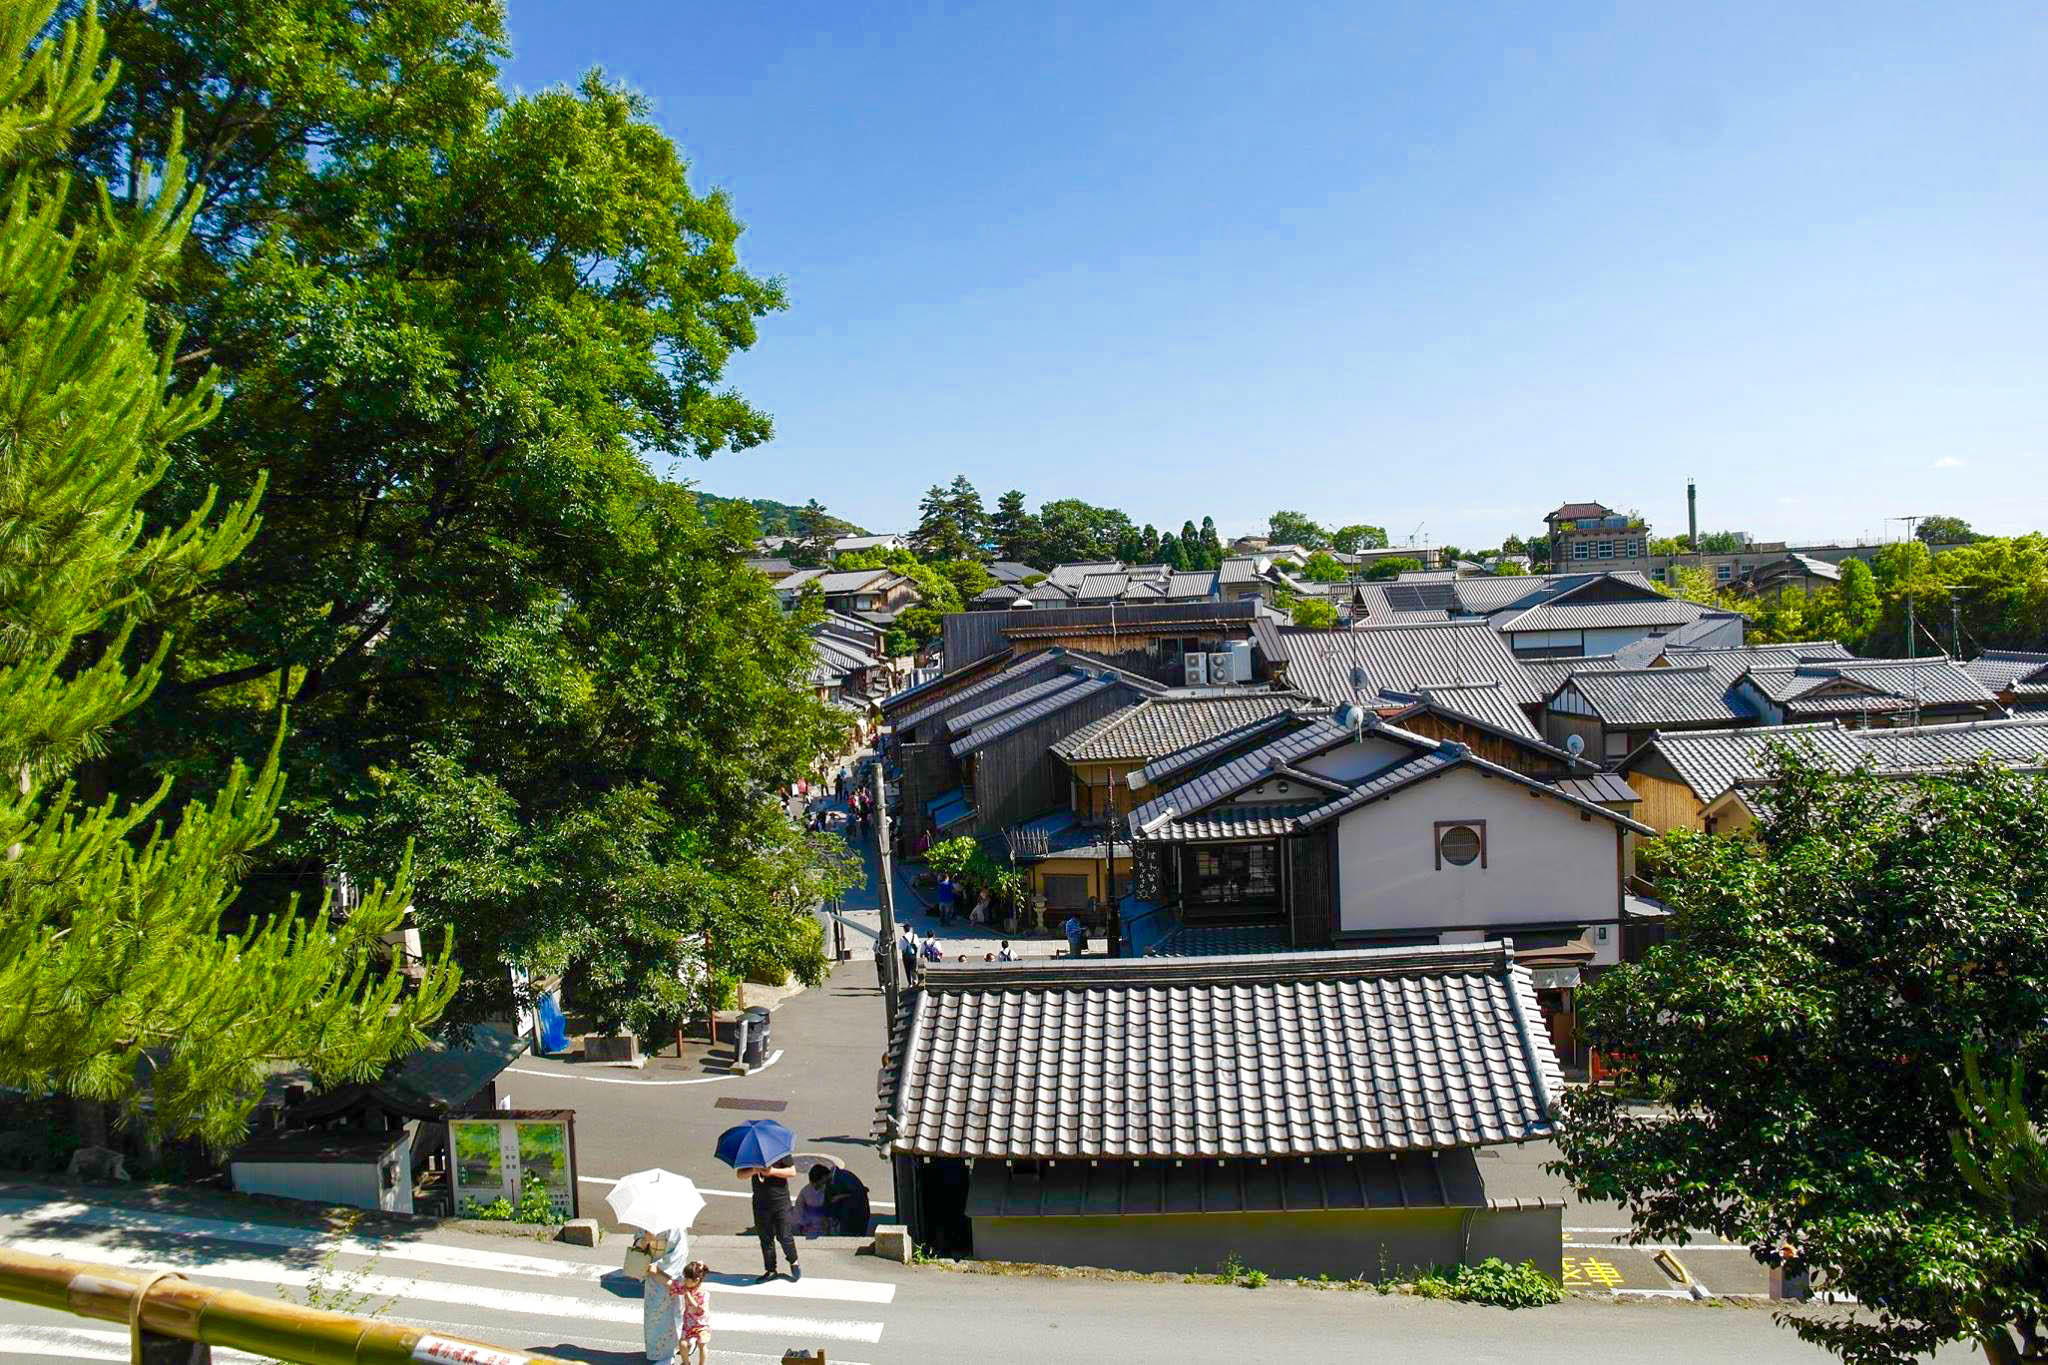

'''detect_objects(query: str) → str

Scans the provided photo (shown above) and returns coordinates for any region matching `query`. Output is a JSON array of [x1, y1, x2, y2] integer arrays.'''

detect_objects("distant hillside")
[[691, 492, 865, 538]]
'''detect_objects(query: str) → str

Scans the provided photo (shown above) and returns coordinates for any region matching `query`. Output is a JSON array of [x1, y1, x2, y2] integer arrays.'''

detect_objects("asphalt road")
[[0, 1188, 1980, 1364]]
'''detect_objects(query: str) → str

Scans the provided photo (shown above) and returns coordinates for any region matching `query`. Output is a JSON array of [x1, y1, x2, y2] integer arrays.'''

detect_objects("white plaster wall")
[[1334, 766, 1620, 938], [1584, 626, 1654, 655]]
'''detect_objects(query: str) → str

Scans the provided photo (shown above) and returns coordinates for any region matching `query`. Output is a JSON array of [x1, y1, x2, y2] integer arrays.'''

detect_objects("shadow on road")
[[529, 1346, 640, 1364], [594, 1271, 645, 1300]]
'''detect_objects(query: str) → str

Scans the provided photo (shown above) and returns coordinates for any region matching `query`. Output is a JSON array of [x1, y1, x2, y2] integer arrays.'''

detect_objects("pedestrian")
[[824, 1166, 872, 1236], [997, 940, 1016, 962], [969, 888, 991, 926], [898, 925, 918, 982], [741, 1158, 801, 1282], [1064, 913, 1086, 957], [936, 875, 956, 925], [795, 1165, 833, 1239], [922, 935, 944, 963], [633, 1223, 692, 1365], [675, 1261, 711, 1365]]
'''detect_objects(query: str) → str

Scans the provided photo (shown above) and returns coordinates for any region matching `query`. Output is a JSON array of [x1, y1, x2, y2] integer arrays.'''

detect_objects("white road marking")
[[1564, 1241, 1753, 1251], [505, 1048, 783, 1087], [0, 1201, 896, 1304], [0, 1238, 887, 1342], [574, 1180, 896, 1212]]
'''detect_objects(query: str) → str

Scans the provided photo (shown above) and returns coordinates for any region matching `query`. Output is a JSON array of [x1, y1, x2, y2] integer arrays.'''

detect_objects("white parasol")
[[604, 1168, 706, 1234]]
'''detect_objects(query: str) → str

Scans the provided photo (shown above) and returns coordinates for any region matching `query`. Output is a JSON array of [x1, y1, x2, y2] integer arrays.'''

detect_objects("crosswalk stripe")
[[0, 1200, 894, 1304], [0, 1322, 876, 1365], [0, 1238, 886, 1345]]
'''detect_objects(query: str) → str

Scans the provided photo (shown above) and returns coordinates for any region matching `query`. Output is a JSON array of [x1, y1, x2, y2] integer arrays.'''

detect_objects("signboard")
[[447, 1114, 577, 1220]]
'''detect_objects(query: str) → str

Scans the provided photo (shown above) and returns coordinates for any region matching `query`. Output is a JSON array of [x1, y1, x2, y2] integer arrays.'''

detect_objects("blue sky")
[[502, 1, 2048, 551]]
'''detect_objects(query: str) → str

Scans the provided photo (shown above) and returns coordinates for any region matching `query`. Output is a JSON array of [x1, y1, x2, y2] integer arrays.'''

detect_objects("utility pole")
[[872, 765, 900, 1021], [1949, 591, 1964, 660], [1892, 516, 1922, 660]]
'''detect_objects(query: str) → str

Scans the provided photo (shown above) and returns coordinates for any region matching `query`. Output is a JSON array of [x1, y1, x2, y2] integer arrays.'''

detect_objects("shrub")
[[924, 836, 978, 883], [461, 1171, 563, 1225], [1409, 1258, 1563, 1309]]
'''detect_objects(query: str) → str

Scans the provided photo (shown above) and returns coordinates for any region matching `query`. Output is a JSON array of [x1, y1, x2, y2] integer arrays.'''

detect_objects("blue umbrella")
[[716, 1119, 796, 1170]]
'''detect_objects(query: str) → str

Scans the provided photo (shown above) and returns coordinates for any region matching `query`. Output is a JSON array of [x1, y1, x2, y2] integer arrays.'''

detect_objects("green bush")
[[460, 1171, 563, 1225], [1410, 1258, 1563, 1309], [924, 836, 978, 883]]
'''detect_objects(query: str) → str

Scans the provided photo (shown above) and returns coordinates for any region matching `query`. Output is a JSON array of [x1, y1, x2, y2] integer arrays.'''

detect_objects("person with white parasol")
[[607, 1169, 706, 1365]]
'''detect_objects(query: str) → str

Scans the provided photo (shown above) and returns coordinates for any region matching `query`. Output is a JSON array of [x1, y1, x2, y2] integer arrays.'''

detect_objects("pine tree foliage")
[[0, 0, 455, 1147]]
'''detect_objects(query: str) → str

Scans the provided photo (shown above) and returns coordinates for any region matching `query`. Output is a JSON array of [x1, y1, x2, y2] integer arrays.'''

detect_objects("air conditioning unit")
[[1227, 640, 1253, 683], [1208, 652, 1232, 685], [1184, 652, 1209, 686]]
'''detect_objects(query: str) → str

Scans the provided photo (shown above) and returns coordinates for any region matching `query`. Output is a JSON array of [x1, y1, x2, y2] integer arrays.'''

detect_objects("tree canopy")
[[1553, 753, 2048, 1364], [1267, 510, 1330, 550], [1918, 514, 1980, 546], [53, 0, 850, 1036], [0, 0, 457, 1144]]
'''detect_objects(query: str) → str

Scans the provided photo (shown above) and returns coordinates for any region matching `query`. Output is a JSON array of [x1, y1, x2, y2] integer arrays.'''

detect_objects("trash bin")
[[739, 1007, 772, 1067]]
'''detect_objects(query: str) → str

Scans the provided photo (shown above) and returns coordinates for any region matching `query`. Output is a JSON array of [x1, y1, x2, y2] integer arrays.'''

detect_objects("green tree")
[[1500, 533, 1526, 555], [912, 476, 984, 561], [1139, 524, 1161, 562], [1268, 510, 1330, 550], [1552, 755, 2048, 1364], [1299, 552, 1349, 584], [1838, 558, 1881, 644], [1156, 533, 1186, 570], [1291, 598, 1339, 628], [1493, 560, 1527, 576], [1363, 556, 1423, 581], [1198, 516, 1223, 569], [1918, 514, 1980, 546], [1330, 524, 1388, 553], [0, 0, 455, 1145], [64, 1, 845, 1029], [789, 498, 855, 567], [990, 489, 1038, 563], [1035, 498, 1134, 563]]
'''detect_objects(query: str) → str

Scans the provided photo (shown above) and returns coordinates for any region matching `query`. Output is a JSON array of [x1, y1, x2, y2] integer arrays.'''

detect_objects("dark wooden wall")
[[971, 687, 1141, 832], [1287, 828, 1335, 947]]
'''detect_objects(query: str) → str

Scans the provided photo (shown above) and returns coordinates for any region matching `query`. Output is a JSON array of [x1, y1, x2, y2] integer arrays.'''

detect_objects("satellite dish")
[[1564, 734, 1586, 757], [1336, 704, 1365, 733], [1349, 665, 1369, 692]]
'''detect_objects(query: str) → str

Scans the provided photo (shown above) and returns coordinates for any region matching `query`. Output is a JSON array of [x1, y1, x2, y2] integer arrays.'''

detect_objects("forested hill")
[[693, 492, 864, 538]]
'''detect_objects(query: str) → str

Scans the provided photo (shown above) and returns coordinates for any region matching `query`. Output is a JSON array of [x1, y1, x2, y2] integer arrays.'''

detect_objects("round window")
[[1438, 825, 1481, 867]]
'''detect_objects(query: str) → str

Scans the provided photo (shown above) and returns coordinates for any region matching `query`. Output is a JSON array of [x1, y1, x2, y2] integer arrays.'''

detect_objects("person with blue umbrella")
[[717, 1120, 801, 1283]]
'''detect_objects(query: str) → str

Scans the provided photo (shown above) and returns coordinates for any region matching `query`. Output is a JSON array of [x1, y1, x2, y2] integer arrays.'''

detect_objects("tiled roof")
[[1964, 650, 2048, 690], [1659, 613, 1747, 648], [949, 677, 1123, 757], [1164, 570, 1220, 599], [892, 651, 1065, 731], [1741, 657, 2001, 710], [1398, 682, 1544, 740], [1282, 740, 1652, 836], [1046, 561, 1124, 591], [1849, 717, 2048, 770], [1554, 667, 1754, 727], [1781, 691, 1916, 716], [1288, 622, 1543, 707], [1146, 802, 1320, 841], [1619, 723, 1871, 802], [988, 561, 1043, 583], [1052, 694, 1311, 763], [1130, 709, 1317, 791], [1129, 718, 1353, 832], [1495, 598, 1707, 633], [876, 943, 1563, 1159], [1518, 654, 1622, 697], [1547, 502, 1613, 520], [1218, 556, 1266, 586], [946, 671, 1092, 735], [1143, 923, 1295, 958]]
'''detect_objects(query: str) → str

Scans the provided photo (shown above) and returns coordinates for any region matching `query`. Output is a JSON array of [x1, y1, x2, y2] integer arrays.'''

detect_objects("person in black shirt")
[[743, 1159, 800, 1282]]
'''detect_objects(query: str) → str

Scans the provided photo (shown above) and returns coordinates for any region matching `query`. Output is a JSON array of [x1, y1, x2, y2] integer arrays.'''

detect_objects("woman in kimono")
[[635, 1220, 693, 1365]]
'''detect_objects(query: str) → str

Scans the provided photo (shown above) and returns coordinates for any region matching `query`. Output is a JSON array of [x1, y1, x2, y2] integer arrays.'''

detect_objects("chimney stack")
[[1686, 479, 1698, 551]]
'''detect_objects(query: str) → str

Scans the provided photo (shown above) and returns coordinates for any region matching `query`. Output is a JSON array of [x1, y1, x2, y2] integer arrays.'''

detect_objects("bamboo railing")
[[0, 1246, 571, 1364]]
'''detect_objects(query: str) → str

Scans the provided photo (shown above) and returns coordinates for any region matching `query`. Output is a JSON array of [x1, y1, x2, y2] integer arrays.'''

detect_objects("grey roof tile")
[[946, 671, 1088, 735], [1496, 598, 1708, 632], [1288, 622, 1544, 707], [1964, 650, 2048, 690], [1553, 667, 1754, 727], [949, 677, 1122, 757], [1051, 694, 1311, 763], [878, 944, 1562, 1159]]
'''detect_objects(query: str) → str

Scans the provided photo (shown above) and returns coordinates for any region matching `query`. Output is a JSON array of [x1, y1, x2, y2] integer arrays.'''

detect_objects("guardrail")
[[0, 1246, 570, 1364]]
